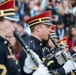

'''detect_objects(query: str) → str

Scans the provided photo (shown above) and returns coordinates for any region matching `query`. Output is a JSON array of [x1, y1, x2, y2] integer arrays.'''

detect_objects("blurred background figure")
[[45, 3, 56, 15], [26, 0, 39, 17], [15, 0, 24, 16], [66, 25, 76, 50], [33, 0, 42, 13], [72, 6, 76, 27], [14, 4, 22, 20], [58, 0, 72, 15], [24, 0, 30, 13], [69, 39, 76, 55], [9, 36, 22, 60], [17, 21, 30, 43], [72, 6, 76, 16], [70, 0, 76, 8], [58, 0, 74, 30], [22, 13, 31, 35], [56, 15, 66, 40]]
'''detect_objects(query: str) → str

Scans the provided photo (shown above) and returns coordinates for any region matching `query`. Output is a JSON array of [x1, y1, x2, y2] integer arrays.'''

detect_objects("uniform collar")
[[0, 36, 9, 46], [30, 36, 43, 47]]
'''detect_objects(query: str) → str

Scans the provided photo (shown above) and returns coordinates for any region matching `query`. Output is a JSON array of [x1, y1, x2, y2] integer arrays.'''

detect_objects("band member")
[[19, 10, 76, 75], [0, 0, 21, 75]]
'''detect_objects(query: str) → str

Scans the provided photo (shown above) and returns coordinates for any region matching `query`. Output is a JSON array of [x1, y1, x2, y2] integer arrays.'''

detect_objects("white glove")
[[32, 64, 51, 75], [23, 54, 36, 74], [63, 60, 76, 74], [23, 50, 42, 74]]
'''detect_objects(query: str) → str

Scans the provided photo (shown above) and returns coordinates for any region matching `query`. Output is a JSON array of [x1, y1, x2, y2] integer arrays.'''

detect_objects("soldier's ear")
[[35, 25, 40, 32]]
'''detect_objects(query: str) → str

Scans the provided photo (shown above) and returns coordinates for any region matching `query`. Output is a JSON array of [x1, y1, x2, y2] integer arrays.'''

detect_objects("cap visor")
[[4, 15, 20, 22], [43, 22, 53, 26], [51, 35, 58, 38]]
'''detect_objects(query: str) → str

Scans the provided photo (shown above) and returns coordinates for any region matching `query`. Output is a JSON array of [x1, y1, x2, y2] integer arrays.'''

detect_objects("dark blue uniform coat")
[[0, 36, 22, 75], [19, 36, 66, 75]]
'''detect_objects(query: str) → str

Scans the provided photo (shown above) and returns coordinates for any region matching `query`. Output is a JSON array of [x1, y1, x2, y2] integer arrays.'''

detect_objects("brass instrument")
[[49, 36, 76, 75]]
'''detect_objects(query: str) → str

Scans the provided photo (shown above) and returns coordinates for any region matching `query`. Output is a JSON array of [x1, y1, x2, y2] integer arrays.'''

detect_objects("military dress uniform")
[[19, 11, 66, 75], [19, 36, 66, 75], [0, 36, 21, 75], [0, 0, 21, 75]]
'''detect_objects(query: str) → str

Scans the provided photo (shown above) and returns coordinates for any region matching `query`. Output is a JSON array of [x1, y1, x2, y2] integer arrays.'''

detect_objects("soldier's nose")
[[49, 27, 52, 32]]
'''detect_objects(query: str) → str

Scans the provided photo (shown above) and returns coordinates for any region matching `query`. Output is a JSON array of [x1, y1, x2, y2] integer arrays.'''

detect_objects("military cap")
[[50, 25, 56, 32], [57, 37, 68, 48], [0, 0, 19, 21], [26, 10, 53, 26], [50, 25, 57, 38]]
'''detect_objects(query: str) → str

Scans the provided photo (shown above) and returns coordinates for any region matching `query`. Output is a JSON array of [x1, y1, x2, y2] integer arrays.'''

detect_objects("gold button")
[[18, 69, 21, 72], [4, 41, 7, 44], [40, 43, 42, 46]]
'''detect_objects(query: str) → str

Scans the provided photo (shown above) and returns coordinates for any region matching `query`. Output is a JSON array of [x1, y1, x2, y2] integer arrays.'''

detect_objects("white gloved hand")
[[63, 60, 76, 74], [23, 50, 42, 74], [32, 64, 51, 75], [23, 54, 36, 74]]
